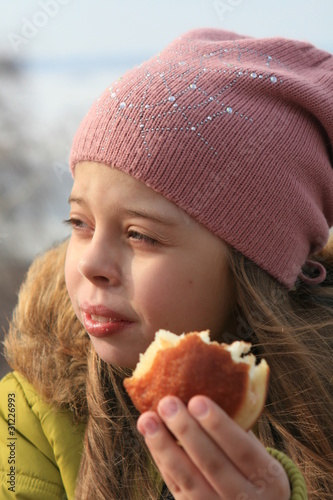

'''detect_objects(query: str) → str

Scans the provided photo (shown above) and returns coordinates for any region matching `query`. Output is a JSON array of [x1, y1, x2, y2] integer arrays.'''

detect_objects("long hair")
[[76, 242, 333, 499], [75, 350, 165, 499], [227, 244, 333, 499]]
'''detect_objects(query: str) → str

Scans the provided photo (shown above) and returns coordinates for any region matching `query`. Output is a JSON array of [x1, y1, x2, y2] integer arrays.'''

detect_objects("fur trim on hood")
[[3, 239, 89, 422]]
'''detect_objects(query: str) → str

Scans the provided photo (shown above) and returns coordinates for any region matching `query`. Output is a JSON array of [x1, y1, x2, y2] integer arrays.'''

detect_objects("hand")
[[137, 395, 290, 499]]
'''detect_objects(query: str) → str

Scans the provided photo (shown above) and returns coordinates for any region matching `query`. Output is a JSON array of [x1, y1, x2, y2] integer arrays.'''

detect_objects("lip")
[[80, 303, 135, 338]]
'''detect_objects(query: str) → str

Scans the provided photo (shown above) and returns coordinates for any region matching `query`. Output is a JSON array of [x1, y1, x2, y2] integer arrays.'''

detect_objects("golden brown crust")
[[124, 332, 269, 430]]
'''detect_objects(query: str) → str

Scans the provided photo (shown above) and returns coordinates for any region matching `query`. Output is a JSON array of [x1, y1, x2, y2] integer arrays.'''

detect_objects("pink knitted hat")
[[70, 28, 333, 288]]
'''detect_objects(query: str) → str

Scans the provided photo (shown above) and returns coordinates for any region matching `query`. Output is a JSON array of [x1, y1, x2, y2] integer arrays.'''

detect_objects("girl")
[[2, 27, 333, 498]]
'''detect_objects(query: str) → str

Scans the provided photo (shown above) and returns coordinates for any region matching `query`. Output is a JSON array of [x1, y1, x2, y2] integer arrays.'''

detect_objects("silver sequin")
[[98, 37, 292, 159]]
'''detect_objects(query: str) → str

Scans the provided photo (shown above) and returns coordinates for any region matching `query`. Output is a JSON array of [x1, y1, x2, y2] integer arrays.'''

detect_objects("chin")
[[90, 342, 137, 370]]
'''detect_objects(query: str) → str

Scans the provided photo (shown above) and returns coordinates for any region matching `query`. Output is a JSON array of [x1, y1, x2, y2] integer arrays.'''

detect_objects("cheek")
[[166, 261, 229, 336], [131, 256, 228, 333], [130, 257, 189, 323]]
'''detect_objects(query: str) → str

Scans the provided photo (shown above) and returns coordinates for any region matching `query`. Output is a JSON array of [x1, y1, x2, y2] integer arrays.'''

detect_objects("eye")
[[128, 230, 157, 246], [63, 218, 90, 231]]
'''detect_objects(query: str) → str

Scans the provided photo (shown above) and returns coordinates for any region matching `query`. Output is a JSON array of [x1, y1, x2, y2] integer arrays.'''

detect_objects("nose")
[[78, 235, 122, 287]]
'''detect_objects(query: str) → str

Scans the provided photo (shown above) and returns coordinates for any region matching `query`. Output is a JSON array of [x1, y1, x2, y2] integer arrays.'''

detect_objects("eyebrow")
[[68, 196, 178, 227], [124, 208, 178, 227]]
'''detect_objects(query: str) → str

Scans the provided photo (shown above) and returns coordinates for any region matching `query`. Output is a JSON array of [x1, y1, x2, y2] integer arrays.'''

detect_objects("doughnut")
[[123, 330, 269, 430]]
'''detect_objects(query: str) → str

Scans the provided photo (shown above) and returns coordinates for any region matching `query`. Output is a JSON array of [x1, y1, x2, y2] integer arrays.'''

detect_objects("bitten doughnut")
[[124, 330, 269, 430]]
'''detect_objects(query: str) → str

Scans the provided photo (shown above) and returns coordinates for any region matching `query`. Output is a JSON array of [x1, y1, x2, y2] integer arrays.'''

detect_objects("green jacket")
[[0, 371, 85, 500]]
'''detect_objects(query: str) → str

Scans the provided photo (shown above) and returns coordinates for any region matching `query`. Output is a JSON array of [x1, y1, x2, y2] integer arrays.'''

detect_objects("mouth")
[[80, 304, 134, 338], [90, 314, 122, 323]]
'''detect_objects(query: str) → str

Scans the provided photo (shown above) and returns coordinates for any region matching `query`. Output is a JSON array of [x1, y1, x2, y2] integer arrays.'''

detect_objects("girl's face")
[[65, 162, 234, 369]]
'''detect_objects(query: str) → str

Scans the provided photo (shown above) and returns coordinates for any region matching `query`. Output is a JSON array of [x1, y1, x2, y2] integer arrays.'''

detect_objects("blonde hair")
[[227, 247, 333, 498], [75, 352, 164, 499], [76, 242, 333, 499]]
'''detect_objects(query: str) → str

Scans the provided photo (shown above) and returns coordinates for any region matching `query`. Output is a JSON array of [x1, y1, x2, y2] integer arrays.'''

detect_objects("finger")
[[157, 396, 255, 499], [137, 411, 220, 500], [188, 396, 290, 497]]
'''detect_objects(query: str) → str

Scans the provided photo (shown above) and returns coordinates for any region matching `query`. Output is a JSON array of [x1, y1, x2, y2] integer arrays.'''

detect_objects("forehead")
[[71, 161, 190, 223], [73, 161, 159, 199]]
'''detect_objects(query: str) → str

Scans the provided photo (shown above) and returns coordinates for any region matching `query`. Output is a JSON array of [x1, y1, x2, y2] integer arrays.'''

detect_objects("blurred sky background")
[[0, 0, 333, 374]]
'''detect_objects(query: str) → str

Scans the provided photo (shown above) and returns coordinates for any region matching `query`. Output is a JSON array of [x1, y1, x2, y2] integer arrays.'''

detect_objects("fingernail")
[[139, 415, 159, 437], [189, 397, 209, 419], [158, 397, 179, 418]]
